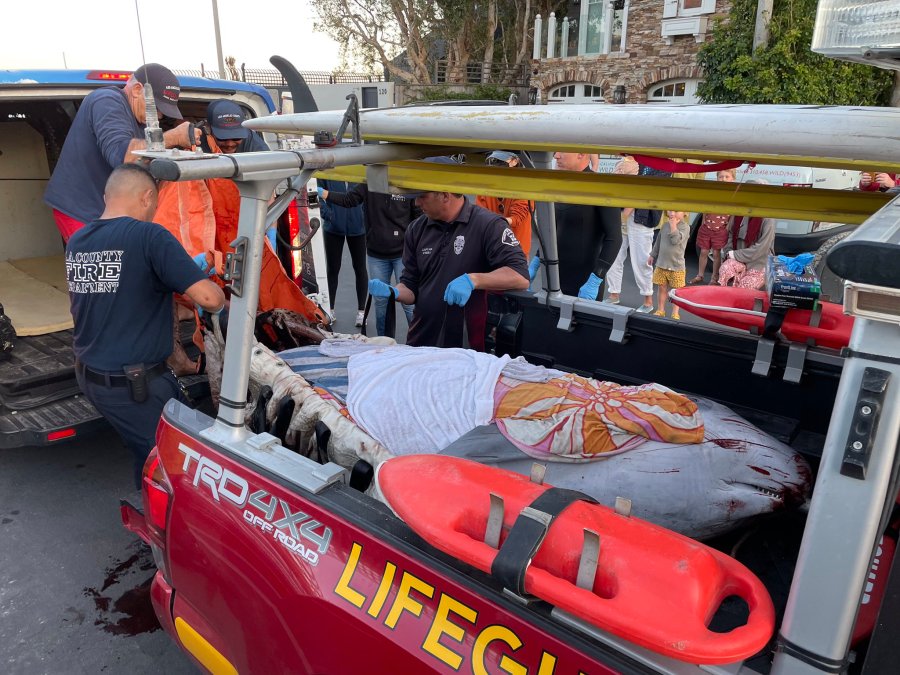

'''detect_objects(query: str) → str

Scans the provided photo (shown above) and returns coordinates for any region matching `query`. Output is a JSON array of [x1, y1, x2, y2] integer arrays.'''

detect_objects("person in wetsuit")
[[552, 152, 623, 300]]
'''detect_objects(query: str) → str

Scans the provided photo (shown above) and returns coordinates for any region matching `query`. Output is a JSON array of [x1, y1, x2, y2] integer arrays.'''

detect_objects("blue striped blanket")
[[277, 346, 350, 401]]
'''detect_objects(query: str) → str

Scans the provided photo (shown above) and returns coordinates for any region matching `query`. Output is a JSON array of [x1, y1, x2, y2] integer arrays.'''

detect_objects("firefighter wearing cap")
[[45, 63, 199, 241], [200, 99, 269, 154]]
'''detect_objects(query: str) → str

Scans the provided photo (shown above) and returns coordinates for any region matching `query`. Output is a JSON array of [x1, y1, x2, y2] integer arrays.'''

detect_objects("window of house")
[[663, 0, 716, 18], [610, 0, 628, 52], [548, 83, 604, 104], [584, 0, 605, 54], [646, 78, 701, 103], [550, 85, 576, 98], [552, 0, 628, 58]]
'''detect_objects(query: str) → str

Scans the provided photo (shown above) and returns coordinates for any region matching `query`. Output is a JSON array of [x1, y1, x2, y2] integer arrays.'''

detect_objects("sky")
[[1, 0, 344, 74]]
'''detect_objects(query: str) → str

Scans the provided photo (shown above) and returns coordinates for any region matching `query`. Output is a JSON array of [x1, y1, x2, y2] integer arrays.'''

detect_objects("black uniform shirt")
[[401, 201, 528, 347]]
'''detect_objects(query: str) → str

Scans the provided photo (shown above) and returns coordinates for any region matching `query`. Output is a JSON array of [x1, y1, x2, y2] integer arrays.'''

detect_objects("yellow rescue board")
[[317, 162, 890, 223]]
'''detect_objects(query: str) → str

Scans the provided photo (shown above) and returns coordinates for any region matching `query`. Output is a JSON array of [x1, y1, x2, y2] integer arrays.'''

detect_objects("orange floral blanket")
[[493, 373, 704, 460]]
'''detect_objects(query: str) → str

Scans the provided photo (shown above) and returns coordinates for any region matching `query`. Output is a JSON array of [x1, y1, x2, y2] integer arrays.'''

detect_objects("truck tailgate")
[[0, 394, 104, 448]]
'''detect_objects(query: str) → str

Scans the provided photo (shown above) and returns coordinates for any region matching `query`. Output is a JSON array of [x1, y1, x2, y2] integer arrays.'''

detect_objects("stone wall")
[[530, 0, 731, 103]]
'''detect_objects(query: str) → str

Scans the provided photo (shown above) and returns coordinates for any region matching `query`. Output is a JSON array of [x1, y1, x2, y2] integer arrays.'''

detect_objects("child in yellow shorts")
[[647, 211, 690, 320]]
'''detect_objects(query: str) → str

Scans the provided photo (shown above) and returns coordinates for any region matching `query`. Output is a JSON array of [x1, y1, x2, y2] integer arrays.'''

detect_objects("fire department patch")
[[501, 227, 520, 247], [454, 235, 465, 255]]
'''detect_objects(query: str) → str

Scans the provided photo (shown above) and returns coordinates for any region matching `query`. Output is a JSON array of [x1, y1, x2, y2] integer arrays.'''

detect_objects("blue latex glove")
[[444, 274, 475, 306], [577, 272, 603, 300], [368, 279, 399, 298], [316, 187, 325, 201], [198, 305, 225, 318], [266, 226, 277, 251], [193, 253, 215, 277], [528, 255, 541, 282], [776, 253, 815, 275]]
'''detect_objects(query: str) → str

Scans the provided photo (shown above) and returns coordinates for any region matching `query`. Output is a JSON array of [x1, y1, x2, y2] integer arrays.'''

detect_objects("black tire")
[[813, 231, 850, 304]]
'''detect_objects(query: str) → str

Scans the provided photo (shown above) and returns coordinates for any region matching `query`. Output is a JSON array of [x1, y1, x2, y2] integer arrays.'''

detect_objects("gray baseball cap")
[[486, 150, 518, 163]]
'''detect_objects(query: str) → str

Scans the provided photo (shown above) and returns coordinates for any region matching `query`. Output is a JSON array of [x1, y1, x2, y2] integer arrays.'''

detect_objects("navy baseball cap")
[[133, 63, 182, 120], [207, 99, 249, 141]]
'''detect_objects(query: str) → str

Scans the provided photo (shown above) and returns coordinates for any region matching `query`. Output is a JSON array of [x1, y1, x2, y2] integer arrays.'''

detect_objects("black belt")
[[76, 361, 168, 387]]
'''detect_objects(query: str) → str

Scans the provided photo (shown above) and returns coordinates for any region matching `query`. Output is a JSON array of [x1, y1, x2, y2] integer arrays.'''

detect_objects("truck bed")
[[143, 403, 671, 674], [0, 330, 80, 409]]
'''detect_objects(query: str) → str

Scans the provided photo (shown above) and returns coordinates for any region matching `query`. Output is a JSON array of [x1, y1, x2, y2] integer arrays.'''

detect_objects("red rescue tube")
[[670, 286, 853, 350], [377, 455, 775, 665]]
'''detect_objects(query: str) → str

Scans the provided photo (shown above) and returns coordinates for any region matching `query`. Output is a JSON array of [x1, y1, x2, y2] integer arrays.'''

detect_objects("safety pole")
[[214, 179, 278, 434]]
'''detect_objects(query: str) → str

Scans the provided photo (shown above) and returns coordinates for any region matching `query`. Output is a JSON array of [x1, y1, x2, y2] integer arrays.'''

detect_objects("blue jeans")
[[367, 255, 414, 336]]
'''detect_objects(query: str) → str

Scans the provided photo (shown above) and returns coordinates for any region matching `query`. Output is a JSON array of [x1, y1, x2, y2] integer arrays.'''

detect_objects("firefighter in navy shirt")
[[66, 164, 225, 487], [369, 181, 530, 348], [45, 63, 198, 241]]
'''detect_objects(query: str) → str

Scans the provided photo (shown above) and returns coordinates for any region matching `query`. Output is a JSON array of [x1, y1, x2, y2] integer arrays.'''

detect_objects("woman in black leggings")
[[317, 179, 368, 326]]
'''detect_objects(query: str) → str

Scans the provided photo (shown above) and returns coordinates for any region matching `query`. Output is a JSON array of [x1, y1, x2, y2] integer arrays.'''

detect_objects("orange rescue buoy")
[[377, 455, 775, 665]]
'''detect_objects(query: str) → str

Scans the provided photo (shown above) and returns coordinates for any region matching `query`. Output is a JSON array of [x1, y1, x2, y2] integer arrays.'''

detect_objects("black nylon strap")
[[437, 305, 467, 349], [490, 487, 598, 596], [314, 420, 331, 465], [763, 306, 789, 339], [385, 290, 396, 339]]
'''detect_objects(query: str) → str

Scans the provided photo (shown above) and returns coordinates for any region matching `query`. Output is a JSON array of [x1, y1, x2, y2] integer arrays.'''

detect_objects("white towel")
[[347, 346, 510, 456]]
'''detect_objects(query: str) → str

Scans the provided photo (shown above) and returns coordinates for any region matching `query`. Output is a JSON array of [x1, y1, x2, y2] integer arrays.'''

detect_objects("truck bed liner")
[[0, 330, 79, 410]]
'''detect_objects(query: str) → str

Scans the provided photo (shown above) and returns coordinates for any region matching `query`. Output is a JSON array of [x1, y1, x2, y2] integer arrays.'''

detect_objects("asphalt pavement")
[[0, 428, 196, 674]]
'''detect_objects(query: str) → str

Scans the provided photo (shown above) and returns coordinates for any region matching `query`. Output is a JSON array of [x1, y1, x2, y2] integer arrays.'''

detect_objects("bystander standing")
[[648, 210, 690, 320]]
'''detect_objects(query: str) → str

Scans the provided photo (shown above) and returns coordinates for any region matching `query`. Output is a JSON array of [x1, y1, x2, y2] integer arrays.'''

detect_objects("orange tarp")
[[156, 181, 216, 257], [153, 140, 323, 325], [205, 177, 322, 322]]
